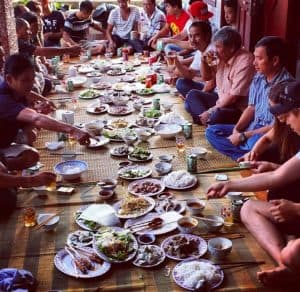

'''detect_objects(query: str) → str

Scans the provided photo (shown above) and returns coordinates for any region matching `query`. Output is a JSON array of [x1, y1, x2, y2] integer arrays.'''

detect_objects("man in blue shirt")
[[205, 36, 293, 161]]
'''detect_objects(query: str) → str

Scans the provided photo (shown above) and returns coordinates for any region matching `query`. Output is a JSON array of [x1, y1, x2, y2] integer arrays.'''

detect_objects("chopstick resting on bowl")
[[35, 210, 64, 230]]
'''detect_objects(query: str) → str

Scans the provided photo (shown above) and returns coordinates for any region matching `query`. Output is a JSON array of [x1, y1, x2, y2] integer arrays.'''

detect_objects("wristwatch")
[[239, 132, 247, 143]]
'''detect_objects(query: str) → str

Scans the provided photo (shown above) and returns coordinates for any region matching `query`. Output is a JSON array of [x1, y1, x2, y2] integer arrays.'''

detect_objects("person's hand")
[[147, 36, 157, 47], [160, 37, 170, 44], [250, 161, 278, 173], [31, 172, 57, 187], [199, 111, 210, 126], [237, 151, 258, 162], [108, 41, 117, 51], [34, 100, 56, 115], [207, 182, 230, 199], [69, 45, 81, 56], [269, 199, 300, 223], [70, 128, 91, 145], [228, 132, 241, 146]]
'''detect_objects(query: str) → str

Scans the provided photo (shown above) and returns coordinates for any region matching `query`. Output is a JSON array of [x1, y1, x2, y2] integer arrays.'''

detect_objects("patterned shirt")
[[247, 68, 293, 130], [216, 48, 255, 110], [139, 7, 166, 41], [64, 13, 91, 42], [107, 6, 140, 39]]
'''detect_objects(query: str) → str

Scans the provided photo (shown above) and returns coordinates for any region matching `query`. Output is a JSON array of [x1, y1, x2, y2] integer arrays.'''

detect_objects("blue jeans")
[[164, 43, 182, 54], [176, 78, 204, 97], [205, 124, 262, 161], [184, 89, 218, 123]]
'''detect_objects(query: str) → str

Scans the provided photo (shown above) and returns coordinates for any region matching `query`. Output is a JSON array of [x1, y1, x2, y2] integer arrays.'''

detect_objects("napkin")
[[79, 204, 119, 226], [0, 268, 35, 291]]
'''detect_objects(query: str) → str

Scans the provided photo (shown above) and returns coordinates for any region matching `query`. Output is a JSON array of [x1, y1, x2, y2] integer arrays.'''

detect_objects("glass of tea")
[[46, 180, 57, 192], [176, 135, 186, 153], [220, 206, 234, 226], [23, 207, 36, 227], [68, 134, 77, 146]]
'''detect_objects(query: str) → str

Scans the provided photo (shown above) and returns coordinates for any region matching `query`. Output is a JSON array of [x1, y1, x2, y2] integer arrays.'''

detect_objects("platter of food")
[[93, 227, 138, 263], [75, 209, 102, 231], [142, 108, 162, 119], [124, 211, 182, 235], [119, 74, 136, 83], [54, 247, 111, 278], [128, 178, 165, 197], [172, 259, 224, 290], [86, 104, 108, 114], [128, 147, 153, 162], [90, 81, 111, 90], [109, 119, 129, 129], [136, 88, 155, 96], [107, 68, 126, 76], [86, 71, 102, 77], [118, 165, 152, 180], [108, 105, 134, 116], [161, 234, 207, 261], [78, 65, 95, 74], [162, 171, 198, 190], [110, 145, 131, 157], [87, 136, 110, 149], [113, 196, 155, 219], [133, 245, 165, 268], [67, 230, 94, 248], [155, 198, 185, 214], [79, 89, 102, 99]]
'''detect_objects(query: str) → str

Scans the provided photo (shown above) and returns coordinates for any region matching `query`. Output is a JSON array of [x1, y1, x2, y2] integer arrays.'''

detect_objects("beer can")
[[187, 154, 197, 173], [158, 74, 164, 84], [156, 39, 163, 51], [117, 47, 123, 57], [122, 48, 129, 61], [232, 200, 245, 222], [182, 123, 193, 139], [152, 98, 160, 110], [67, 80, 74, 92]]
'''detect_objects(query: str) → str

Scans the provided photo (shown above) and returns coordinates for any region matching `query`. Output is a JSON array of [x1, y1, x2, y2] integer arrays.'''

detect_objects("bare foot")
[[257, 265, 297, 286]]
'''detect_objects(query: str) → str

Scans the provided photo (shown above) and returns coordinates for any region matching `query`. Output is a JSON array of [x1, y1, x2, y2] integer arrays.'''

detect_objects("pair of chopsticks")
[[201, 233, 245, 240], [50, 152, 84, 156], [196, 166, 250, 174], [217, 260, 265, 269], [35, 210, 64, 230]]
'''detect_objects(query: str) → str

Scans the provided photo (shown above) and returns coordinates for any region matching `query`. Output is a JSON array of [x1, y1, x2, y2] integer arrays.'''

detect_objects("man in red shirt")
[[148, 0, 189, 49]]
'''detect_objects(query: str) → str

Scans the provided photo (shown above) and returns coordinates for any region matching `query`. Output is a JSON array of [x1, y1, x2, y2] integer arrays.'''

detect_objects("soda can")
[[158, 74, 164, 84], [145, 77, 152, 88], [182, 123, 193, 139], [187, 154, 197, 173], [117, 47, 123, 57], [156, 39, 163, 51], [67, 80, 74, 92], [152, 98, 160, 110], [122, 48, 129, 61]]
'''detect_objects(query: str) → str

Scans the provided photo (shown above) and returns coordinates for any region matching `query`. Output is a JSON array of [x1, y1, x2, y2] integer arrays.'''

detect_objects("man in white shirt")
[[175, 21, 214, 97]]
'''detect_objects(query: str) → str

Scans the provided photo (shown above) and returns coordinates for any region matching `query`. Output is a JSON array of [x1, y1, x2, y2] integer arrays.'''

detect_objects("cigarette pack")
[[57, 186, 75, 195]]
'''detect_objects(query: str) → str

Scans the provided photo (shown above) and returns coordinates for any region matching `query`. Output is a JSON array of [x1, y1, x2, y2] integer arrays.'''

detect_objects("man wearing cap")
[[147, 0, 189, 50], [158, 1, 214, 54], [206, 80, 300, 287], [205, 36, 293, 161]]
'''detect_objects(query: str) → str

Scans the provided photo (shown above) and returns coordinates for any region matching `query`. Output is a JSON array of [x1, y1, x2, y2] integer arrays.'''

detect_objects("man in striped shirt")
[[63, 0, 104, 54]]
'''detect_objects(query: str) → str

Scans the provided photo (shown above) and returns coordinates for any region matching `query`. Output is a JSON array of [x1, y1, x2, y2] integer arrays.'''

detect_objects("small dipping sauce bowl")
[[177, 216, 198, 234], [137, 233, 156, 245], [98, 189, 114, 200], [157, 191, 173, 201], [97, 179, 117, 191], [186, 199, 206, 215]]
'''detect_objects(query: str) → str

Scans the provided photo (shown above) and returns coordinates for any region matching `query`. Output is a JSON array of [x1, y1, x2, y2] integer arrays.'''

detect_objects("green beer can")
[[187, 154, 197, 173], [182, 123, 193, 139]]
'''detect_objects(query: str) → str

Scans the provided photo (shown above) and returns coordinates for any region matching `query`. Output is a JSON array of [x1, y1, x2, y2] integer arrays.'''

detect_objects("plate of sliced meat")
[[128, 178, 165, 197]]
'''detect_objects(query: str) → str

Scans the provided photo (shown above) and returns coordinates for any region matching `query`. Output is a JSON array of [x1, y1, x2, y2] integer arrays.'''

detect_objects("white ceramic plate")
[[128, 178, 165, 197], [173, 259, 224, 290], [54, 247, 111, 278], [118, 165, 152, 180], [87, 136, 110, 149], [93, 227, 138, 263], [161, 234, 207, 261], [133, 245, 165, 268], [86, 104, 108, 114], [86, 71, 102, 77], [124, 211, 182, 235], [155, 199, 185, 214], [113, 196, 155, 219], [79, 89, 102, 99], [78, 65, 95, 74], [107, 69, 126, 76], [90, 82, 111, 90], [108, 105, 134, 116], [162, 173, 198, 190], [67, 230, 94, 248], [128, 152, 153, 162], [110, 146, 130, 157], [152, 84, 171, 93]]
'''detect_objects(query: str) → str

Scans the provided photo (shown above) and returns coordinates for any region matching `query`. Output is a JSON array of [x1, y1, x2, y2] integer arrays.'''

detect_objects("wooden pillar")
[[0, 0, 18, 56]]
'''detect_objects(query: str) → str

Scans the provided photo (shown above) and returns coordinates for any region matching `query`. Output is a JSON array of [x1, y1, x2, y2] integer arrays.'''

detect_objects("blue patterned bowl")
[[54, 160, 88, 180]]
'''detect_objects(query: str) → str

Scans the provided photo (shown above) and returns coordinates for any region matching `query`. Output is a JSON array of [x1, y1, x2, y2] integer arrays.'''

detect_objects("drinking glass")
[[166, 51, 176, 66], [220, 206, 234, 225], [71, 95, 78, 110], [176, 135, 186, 153], [23, 207, 36, 227], [46, 180, 57, 192]]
